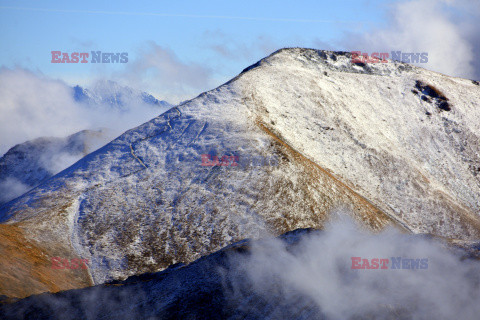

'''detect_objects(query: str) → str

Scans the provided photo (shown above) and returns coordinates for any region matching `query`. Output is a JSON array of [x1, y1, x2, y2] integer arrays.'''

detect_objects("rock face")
[[1, 48, 480, 298]]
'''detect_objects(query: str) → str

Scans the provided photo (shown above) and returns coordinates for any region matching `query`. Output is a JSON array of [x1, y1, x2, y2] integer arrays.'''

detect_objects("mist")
[[1, 214, 479, 319], [340, 0, 480, 80], [0, 67, 170, 156], [226, 216, 480, 319], [0, 177, 30, 205]]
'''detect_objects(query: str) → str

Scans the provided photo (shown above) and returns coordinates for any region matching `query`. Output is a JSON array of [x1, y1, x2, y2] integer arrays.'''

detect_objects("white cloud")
[[37, 132, 110, 175], [227, 215, 480, 318], [338, 0, 480, 79], [117, 42, 214, 104], [202, 30, 278, 62], [0, 177, 30, 204], [0, 68, 88, 155], [0, 67, 169, 156]]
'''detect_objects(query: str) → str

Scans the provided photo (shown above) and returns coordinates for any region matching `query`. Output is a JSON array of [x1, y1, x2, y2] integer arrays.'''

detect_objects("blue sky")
[[0, 0, 479, 102], [0, 0, 392, 99]]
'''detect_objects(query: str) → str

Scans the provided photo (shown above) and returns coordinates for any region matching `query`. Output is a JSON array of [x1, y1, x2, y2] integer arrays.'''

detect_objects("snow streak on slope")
[[0, 48, 479, 294]]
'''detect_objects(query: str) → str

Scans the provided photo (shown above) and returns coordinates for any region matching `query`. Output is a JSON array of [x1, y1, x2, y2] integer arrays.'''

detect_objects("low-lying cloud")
[[1, 214, 479, 318], [227, 216, 480, 319], [0, 177, 30, 205], [0, 67, 172, 203], [0, 67, 87, 155]]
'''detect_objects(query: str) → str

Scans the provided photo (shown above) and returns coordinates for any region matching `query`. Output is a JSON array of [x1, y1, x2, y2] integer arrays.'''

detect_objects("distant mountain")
[[73, 80, 172, 109], [0, 81, 171, 206], [1, 48, 480, 299], [0, 129, 113, 206]]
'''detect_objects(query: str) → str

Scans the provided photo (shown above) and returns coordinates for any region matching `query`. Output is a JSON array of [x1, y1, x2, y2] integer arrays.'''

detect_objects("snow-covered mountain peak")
[[240, 48, 418, 79], [1, 47, 479, 298]]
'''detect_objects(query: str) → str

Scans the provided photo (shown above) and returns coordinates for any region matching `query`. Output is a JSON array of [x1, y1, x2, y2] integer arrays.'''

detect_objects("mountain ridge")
[[1, 47, 479, 298]]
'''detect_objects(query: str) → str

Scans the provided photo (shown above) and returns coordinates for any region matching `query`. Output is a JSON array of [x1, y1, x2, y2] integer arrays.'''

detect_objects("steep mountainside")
[[1, 48, 479, 298]]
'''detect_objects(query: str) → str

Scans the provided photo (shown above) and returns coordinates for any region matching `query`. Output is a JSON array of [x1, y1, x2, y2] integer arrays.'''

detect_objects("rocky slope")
[[1, 48, 479, 298]]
